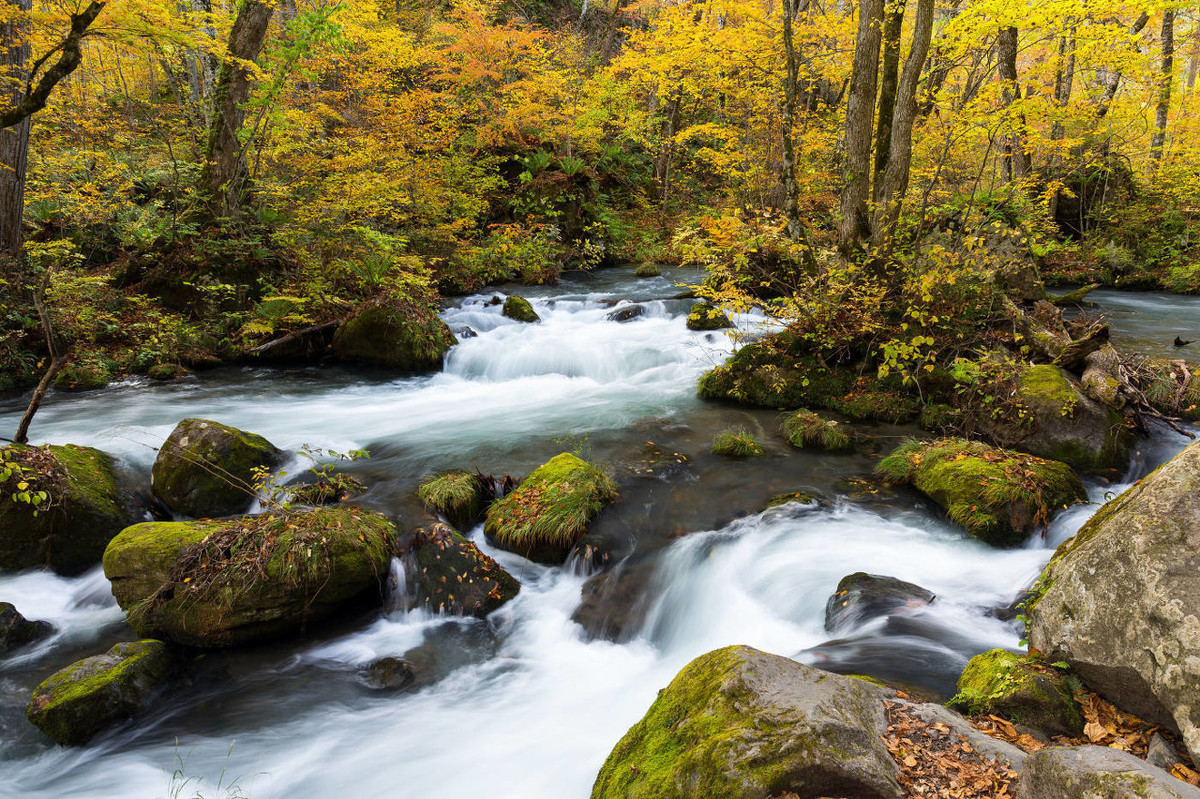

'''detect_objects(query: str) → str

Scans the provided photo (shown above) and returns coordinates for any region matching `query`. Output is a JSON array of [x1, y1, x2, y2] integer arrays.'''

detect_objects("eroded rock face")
[[150, 418, 285, 518], [1017, 745, 1200, 799], [591, 645, 902, 799], [1029, 440, 1200, 764]]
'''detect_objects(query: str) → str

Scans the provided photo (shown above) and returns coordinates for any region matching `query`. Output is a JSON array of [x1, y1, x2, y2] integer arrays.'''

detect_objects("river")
[[0, 270, 1196, 798]]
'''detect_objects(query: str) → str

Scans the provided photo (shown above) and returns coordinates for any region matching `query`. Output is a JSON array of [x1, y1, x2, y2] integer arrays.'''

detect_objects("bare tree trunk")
[[200, 0, 274, 221], [654, 93, 681, 211], [997, 26, 1031, 181], [13, 271, 64, 445], [1188, 15, 1199, 92], [1097, 12, 1151, 118], [870, 0, 935, 249], [838, 0, 885, 252], [1048, 24, 1076, 221], [781, 0, 816, 264], [1151, 9, 1175, 167], [0, 0, 31, 259], [872, 0, 907, 195]]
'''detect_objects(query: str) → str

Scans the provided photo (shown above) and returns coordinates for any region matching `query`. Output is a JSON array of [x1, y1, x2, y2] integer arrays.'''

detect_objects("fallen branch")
[[248, 320, 340, 354]]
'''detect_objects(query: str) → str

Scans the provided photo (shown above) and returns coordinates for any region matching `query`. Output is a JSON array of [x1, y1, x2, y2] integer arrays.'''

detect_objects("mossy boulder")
[[697, 332, 854, 410], [877, 438, 1086, 547], [0, 444, 132, 575], [147, 363, 190, 381], [417, 470, 490, 531], [949, 649, 1083, 736], [288, 475, 366, 507], [25, 640, 172, 745], [404, 522, 519, 616], [0, 602, 53, 654], [150, 418, 285, 518], [332, 301, 456, 370], [825, 572, 935, 633], [635, 264, 661, 278], [102, 507, 395, 647], [591, 645, 902, 799], [1018, 745, 1200, 799], [686, 302, 733, 331], [53, 357, 111, 392], [984, 364, 1133, 472], [501, 295, 540, 323], [782, 409, 854, 451], [1028, 439, 1200, 765], [826, 386, 920, 424], [484, 453, 617, 564]]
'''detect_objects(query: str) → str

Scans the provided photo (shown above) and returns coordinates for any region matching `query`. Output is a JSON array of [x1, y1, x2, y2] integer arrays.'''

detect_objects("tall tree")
[[200, 0, 275, 221], [872, 0, 907, 194], [997, 26, 1030, 181], [1097, 11, 1151, 118], [780, 0, 816, 263], [838, 0, 884, 252], [1151, 9, 1176, 166]]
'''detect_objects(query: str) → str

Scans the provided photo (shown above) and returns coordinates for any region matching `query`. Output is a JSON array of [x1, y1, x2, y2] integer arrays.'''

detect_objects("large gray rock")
[[1017, 745, 1200, 799], [0, 602, 52, 654], [1029, 440, 1200, 764], [590, 645, 902, 799]]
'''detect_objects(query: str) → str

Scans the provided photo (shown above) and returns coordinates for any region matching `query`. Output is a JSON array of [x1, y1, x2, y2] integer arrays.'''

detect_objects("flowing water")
[[0, 268, 1196, 798]]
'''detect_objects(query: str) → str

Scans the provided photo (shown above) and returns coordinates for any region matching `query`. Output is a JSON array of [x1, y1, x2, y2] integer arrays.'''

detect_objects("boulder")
[[404, 523, 519, 617], [332, 301, 456, 370], [502, 295, 540, 323], [824, 572, 935, 633], [25, 640, 172, 745], [697, 331, 854, 410], [151, 418, 285, 519], [1017, 745, 1200, 799], [0, 602, 53, 654], [484, 453, 617, 564], [686, 302, 733, 331], [635, 264, 661, 278], [1028, 440, 1200, 764], [607, 304, 646, 323], [876, 438, 1086, 547], [591, 645, 902, 799], [572, 560, 654, 642], [949, 649, 1083, 736], [0, 444, 132, 575], [416, 470, 490, 531], [102, 507, 395, 647], [361, 656, 415, 691]]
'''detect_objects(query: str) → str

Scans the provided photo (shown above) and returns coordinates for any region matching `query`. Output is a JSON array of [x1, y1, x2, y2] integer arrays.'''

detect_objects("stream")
[[0, 269, 1196, 798]]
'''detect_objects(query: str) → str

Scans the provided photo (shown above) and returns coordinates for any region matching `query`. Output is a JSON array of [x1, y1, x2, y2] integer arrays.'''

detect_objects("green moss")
[[333, 302, 456, 370], [710, 428, 765, 458], [781, 409, 854, 451], [919, 403, 963, 433], [635, 264, 661, 278], [1018, 365, 1078, 417], [53, 358, 111, 392], [417, 470, 488, 530], [502, 295, 540, 323], [949, 649, 1083, 735], [696, 334, 855, 410], [686, 303, 733, 331], [826, 388, 920, 424], [484, 453, 617, 563]]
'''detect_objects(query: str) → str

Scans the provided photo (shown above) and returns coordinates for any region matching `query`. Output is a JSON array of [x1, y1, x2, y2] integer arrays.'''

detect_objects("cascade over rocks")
[[591, 645, 903, 799], [0, 444, 133, 575], [25, 640, 172, 746], [151, 418, 285, 519], [103, 507, 395, 647], [1018, 745, 1200, 799], [332, 300, 456, 370], [403, 522, 519, 617], [1028, 440, 1200, 765]]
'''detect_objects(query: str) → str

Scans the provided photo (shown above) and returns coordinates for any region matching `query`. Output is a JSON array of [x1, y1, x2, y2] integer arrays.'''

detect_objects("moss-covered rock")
[[25, 640, 172, 745], [417, 470, 490, 531], [102, 507, 395, 647], [634, 264, 661, 278], [287, 475, 366, 507], [0, 444, 132, 575], [150, 418, 285, 518], [0, 602, 53, 654], [686, 302, 733, 331], [710, 428, 765, 458], [824, 572, 935, 633], [502, 295, 540, 323], [781, 409, 854, 451], [147, 363, 190, 381], [877, 438, 1086, 547], [949, 649, 1083, 736], [697, 332, 855, 410], [484, 453, 617, 564], [826, 386, 920, 424], [53, 356, 111, 392], [405, 522, 519, 616], [591, 645, 902, 799], [332, 301, 456, 370], [1019, 745, 1200, 799]]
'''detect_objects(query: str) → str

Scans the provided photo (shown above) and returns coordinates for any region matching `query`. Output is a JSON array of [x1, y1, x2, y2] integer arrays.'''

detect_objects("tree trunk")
[[869, 0, 935, 250], [838, 0, 885, 253], [0, 0, 31, 259], [997, 26, 1030, 181], [654, 93, 681, 210], [781, 0, 816, 263], [1097, 12, 1151, 119], [1150, 10, 1175, 167], [872, 0, 906, 195], [200, 0, 274, 221], [1048, 24, 1076, 221]]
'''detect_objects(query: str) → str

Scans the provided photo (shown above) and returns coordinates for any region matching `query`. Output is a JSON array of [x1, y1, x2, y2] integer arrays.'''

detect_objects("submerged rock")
[[151, 418, 285, 519], [824, 572, 935, 633], [876, 438, 1086, 547], [416, 470, 491, 531], [606, 304, 645, 323], [361, 656, 415, 692], [484, 453, 617, 564], [332, 300, 456, 370], [1018, 745, 1200, 799], [617, 441, 691, 481], [26, 640, 172, 745], [572, 560, 654, 642], [0, 443, 132, 575], [103, 507, 395, 647], [502, 295, 540, 323], [685, 302, 733, 331], [0, 602, 53, 654], [405, 523, 519, 617], [1028, 439, 1200, 764], [591, 645, 902, 799], [949, 649, 1083, 736]]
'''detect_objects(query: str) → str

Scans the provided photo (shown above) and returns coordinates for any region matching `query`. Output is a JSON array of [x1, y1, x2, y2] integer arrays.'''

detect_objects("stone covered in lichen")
[[591, 645, 902, 799], [25, 640, 172, 745], [877, 438, 1086, 547], [417, 470, 490, 531], [949, 649, 1083, 736], [0, 444, 131, 575], [484, 453, 617, 564], [406, 522, 519, 616], [332, 300, 456, 370], [501, 295, 540, 323], [103, 507, 395, 647], [151, 418, 285, 519], [686, 302, 733, 331]]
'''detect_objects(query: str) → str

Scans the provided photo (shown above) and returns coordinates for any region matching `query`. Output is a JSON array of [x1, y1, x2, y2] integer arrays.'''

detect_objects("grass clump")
[[781, 410, 854, 451], [484, 453, 617, 563], [634, 263, 661, 278], [710, 428, 765, 458], [417, 470, 488, 529]]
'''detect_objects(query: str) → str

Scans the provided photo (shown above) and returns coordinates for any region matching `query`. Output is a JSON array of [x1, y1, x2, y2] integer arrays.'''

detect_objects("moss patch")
[[949, 649, 1083, 736], [697, 332, 855, 410], [417, 470, 489, 530], [635, 264, 661, 278], [710, 428, 765, 458], [332, 300, 456, 369], [781, 409, 854, 451], [502, 295, 540, 323]]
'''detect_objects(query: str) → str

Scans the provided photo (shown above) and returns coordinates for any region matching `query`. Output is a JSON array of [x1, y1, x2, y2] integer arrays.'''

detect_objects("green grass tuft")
[[780, 409, 853, 451], [710, 428, 765, 458], [417, 470, 485, 523]]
